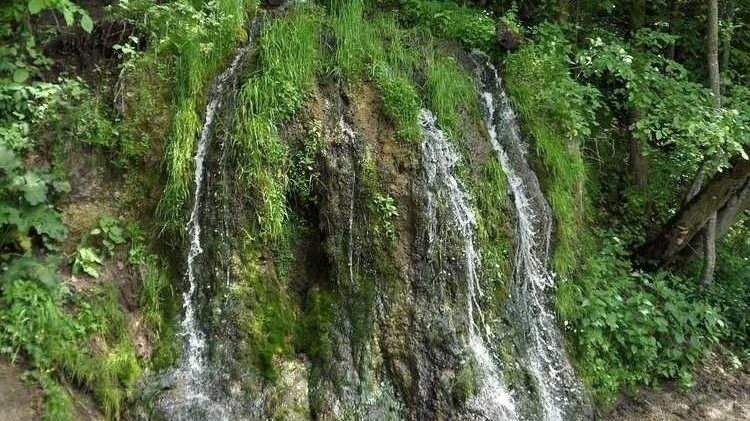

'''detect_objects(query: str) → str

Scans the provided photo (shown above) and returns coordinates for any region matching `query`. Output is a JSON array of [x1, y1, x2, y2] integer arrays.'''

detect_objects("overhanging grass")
[[328, 0, 421, 141], [233, 4, 322, 243], [158, 0, 257, 231]]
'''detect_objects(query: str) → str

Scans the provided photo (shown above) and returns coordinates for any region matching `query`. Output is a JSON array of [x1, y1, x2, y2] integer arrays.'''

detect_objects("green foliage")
[[559, 234, 724, 403], [704, 222, 750, 352], [40, 374, 74, 421], [372, 63, 421, 141], [1, 0, 92, 87], [424, 52, 477, 140], [328, 0, 421, 141], [0, 275, 141, 419], [371, 193, 399, 242], [472, 159, 512, 308], [72, 246, 103, 278], [155, 0, 254, 229], [233, 3, 321, 243], [126, 222, 178, 370], [504, 24, 600, 279], [71, 216, 127, 279], [578, 31, 748, 175], [289, 120, 324, 204], [401, 0, 495, 49], [0, 145, 68, 254], [229, 241, 296, 380]]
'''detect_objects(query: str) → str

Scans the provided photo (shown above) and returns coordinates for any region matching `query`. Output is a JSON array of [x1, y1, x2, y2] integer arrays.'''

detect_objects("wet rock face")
[[138, 52, 591, 419]]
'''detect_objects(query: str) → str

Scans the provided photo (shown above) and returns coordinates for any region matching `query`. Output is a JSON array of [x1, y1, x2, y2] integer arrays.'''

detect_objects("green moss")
[[295, 286, 336, 361], [472, 159, 513, 309], [452, 362, 476, 403], [229, 239, 297, 381]]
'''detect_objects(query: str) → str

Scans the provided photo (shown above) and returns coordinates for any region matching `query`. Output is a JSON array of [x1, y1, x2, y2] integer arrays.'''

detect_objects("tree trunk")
[[701, 213, 717, 286], [629, 132, 648, 188], [637, 157, 750, 266], [667, 0, 680, 60], [716, 182, 750, 237], [702, 0, 721, 286], [685, 181, 750, 258]]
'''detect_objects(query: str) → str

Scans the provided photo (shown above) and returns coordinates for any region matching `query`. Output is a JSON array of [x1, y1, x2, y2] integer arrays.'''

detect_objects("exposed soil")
[[603, 356, 750, 421], [0, 363, 41, 421]]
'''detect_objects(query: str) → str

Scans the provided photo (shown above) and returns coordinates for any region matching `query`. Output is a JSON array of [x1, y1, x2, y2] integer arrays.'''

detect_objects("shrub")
[[560, 233, 725, 403]]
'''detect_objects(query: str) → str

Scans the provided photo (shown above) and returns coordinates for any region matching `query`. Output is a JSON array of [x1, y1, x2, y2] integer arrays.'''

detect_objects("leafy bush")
[[402, 0, 495, 49], [560, 234, 725, 403]]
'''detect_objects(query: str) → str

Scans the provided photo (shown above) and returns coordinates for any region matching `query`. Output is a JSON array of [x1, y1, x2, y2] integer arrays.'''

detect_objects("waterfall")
[[471, 52, 587, 421], [171, 24, 258, 419], [420, 109, 517, 421]]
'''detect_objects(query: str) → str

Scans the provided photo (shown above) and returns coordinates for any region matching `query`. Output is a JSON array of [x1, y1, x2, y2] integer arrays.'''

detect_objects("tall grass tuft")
[[157, 0, 255, 231], [424, 49, 478, 140], [328, 0, 422, 141], [233, 4, 322, 243]]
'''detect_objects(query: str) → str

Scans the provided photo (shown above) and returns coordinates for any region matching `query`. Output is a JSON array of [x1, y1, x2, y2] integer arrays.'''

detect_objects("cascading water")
[[471, 52, 589, 421], [420, 109, 517, 421], [169, 24, 258, 420]]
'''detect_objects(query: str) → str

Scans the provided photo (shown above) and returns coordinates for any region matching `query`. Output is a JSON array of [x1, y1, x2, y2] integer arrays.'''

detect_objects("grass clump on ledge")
[[156, 0, 257, 231], [423, 49, 478, 141], [328, 0, 421, 141], [233, 3, 322, 244]]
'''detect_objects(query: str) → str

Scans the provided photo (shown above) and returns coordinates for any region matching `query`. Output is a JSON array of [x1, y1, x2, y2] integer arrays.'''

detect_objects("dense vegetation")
[[1, 0, 748, 418]]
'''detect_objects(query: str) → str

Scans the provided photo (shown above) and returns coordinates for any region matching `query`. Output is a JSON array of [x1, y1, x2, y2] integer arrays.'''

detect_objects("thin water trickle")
[[420, 109, 517, 421], [173, 25, 258, 418], [472, 51, 586, 421], [340, 117, 357, 287]]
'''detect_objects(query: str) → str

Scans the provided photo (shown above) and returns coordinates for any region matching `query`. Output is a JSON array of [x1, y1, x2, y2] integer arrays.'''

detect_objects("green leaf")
[[80, 13, 93, 33], [0, 146, 20, 172], [13, 68, 30, 83], [23, 206, 67, 241], [20, 173, 47, 206], [28, 0, 44, 14], [62, 8, 74, 25]]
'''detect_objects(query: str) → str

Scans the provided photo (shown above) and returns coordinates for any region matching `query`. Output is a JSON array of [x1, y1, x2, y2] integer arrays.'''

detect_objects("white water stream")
[[473, 52, 584, 421], [420, 109, 517, 421], [174, 30, 257, 418]]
